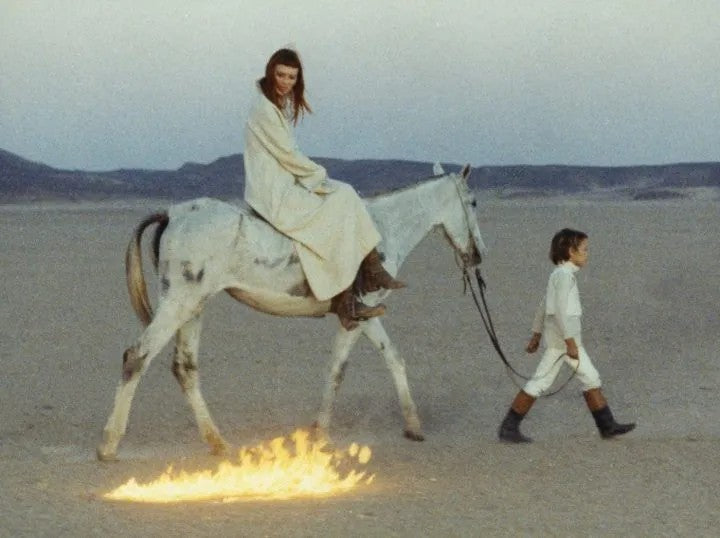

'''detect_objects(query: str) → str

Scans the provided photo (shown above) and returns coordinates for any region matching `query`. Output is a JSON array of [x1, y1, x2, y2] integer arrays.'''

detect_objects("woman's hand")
[[311, 178, 336, 194], [296, 167, 329, 192], [525, 332, 541, 353]]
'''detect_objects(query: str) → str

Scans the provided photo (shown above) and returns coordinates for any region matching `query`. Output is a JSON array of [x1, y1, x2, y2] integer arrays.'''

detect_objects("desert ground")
[[1, 194, 718, 537]]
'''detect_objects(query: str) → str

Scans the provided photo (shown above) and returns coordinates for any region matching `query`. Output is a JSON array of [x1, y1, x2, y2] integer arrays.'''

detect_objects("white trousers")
[[523, 346, 601, 398]]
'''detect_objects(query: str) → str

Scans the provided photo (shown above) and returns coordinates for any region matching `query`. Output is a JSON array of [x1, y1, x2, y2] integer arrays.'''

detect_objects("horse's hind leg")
[[97, 299, 195, 461], [171, 315, 228, 456], [314, 327, 362, 439], [361, 318, 424, 441]]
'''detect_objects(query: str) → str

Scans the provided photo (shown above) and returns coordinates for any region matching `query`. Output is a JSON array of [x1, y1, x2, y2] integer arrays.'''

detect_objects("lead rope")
[[462, 265, 578, 397], [448, 174, 577, 396]]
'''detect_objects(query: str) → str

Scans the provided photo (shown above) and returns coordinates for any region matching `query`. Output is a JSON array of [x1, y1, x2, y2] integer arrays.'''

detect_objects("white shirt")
[[532, 261, 583, 348]]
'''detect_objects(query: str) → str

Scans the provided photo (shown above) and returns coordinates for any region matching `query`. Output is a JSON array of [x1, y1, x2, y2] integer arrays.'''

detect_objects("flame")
[[104, 429, 374, 503]]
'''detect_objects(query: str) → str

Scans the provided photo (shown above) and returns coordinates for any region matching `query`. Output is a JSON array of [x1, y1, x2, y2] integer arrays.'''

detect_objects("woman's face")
[[273, 64, 299, 98]]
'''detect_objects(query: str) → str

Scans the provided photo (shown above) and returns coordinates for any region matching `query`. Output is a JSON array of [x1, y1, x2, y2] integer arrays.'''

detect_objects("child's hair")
[[549, 228, 588, 265]]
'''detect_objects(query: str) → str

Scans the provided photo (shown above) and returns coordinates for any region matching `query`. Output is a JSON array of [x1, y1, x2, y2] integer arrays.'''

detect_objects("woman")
[[243, 48, 404, 330]]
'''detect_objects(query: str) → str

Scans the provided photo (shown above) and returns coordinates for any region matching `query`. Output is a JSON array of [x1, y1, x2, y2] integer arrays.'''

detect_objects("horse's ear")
[[461, 164, 472, 181], [433, 162, 445, 175]]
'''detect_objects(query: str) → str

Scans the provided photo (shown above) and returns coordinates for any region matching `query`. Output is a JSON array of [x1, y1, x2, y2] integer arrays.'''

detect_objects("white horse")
[[97, 164, 485, 461]]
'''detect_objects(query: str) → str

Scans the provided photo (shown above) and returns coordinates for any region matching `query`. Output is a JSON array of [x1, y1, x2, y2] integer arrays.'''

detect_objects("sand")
[[1, 196, 718, 537]]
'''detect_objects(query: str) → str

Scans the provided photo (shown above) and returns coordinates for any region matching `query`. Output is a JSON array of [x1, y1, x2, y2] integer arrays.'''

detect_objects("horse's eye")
[[470, 200, 477, 208]]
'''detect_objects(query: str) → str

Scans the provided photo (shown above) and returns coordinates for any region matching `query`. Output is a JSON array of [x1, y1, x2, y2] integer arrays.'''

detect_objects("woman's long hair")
[[259, 48, 312, 125]]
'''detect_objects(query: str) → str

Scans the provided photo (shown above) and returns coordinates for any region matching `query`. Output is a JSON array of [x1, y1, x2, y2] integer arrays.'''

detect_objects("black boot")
[[591, 406, 636, 439], [498, 390, 535, 443], [498, 409, 532, 443], [584, 388, 635, 439]]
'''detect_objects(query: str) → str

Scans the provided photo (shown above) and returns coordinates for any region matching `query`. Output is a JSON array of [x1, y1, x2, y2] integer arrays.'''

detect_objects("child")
[[498, 228, 635, 443]]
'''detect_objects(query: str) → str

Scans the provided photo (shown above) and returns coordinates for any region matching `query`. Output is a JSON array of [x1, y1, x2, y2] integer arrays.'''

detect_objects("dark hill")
[[1, 148, 718, 202]]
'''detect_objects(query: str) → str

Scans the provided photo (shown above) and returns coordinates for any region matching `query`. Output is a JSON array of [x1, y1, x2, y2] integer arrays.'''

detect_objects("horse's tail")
[[126, 212, 169, 327]]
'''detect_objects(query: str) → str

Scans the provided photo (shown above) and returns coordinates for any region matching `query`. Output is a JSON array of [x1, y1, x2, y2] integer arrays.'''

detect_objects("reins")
[[461, 263, 578, 397], [448, 171, 576, 396]]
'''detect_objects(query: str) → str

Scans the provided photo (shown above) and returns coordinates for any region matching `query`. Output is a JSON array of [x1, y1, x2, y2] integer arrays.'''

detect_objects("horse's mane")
[[366, 174, 447, 202]]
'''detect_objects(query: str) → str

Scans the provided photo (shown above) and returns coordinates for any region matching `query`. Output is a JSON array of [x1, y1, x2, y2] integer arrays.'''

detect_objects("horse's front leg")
[[314, 326, 362, 439], [361, 317, 424, 441], [171, 314, 228, 456]]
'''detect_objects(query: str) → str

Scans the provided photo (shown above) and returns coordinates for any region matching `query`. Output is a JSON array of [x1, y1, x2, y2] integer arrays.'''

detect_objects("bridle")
[[450, 173, 483, 267], [450, 176, 577, 397]]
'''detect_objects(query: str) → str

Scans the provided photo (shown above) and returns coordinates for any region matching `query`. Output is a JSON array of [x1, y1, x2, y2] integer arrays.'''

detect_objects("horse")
[[96, 163, 485, 461]]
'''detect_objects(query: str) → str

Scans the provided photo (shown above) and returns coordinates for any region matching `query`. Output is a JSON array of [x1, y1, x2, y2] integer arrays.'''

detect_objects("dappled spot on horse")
[[122, 347, 147, 382], [286, 279, 313, 298], [181, 261, 204, 283], [253, 255, 292, 270], [171, 350, 198, 393], [97, 165, 485, 461], [171, 357, 197, 377]]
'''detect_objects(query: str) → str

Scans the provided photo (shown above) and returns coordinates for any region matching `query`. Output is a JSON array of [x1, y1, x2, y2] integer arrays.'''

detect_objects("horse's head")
[[438, 163, 486, 269]]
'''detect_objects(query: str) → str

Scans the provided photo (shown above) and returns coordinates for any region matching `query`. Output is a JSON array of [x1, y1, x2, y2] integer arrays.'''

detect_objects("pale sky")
[[1, 0, 718, 171]]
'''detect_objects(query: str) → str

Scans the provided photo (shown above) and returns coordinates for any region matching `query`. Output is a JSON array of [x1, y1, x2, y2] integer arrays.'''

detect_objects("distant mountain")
[[1, 148, 718, 203]]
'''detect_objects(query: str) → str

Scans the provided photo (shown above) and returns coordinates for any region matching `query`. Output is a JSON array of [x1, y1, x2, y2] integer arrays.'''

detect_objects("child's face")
[[569, 238, 589, 267]]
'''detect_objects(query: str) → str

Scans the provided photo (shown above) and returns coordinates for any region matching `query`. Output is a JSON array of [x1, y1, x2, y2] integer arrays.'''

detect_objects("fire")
[[104, 429, 374, 503]]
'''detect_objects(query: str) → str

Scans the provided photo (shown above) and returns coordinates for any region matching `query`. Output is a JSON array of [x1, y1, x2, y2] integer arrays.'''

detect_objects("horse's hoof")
[[309, 421, 332, 445], [206, 434, 229, 456], [96, 446, 118, 462], [403, 429, 425, 442], [209, 444, 228, 457]]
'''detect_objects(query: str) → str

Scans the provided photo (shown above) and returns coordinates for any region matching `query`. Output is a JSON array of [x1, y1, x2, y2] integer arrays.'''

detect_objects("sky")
[[1, 0, 718, 171]]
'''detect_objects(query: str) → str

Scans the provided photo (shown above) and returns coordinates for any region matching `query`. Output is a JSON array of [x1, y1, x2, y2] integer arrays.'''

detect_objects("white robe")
[[243, 87, 381, 301]]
